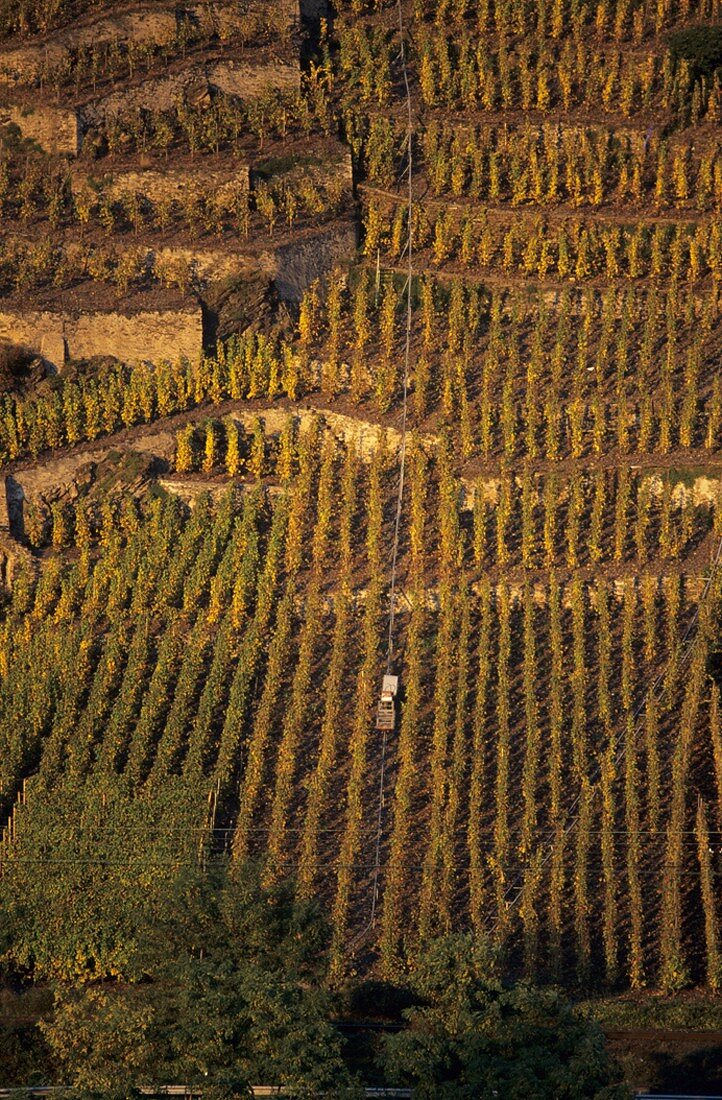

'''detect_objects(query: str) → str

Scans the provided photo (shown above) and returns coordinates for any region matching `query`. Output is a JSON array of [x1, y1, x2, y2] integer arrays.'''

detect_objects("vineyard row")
[[363, 197, 722, 280], [4, 277, 722, 463], [338, 0, 720, 42], [357, 115, 722, 211], [0, 454, 719, 990], [338, 20, 721, 121]]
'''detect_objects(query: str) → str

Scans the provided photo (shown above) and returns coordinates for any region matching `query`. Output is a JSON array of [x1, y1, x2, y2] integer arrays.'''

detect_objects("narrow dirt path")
[[2, 392, 401, 480], [359, 182, 712, 224], [6, 387, 722, 487]]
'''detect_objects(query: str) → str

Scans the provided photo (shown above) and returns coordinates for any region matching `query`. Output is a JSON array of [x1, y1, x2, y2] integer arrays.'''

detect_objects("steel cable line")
[[369, 0, 414, 933], [349, 0, 414, 951]]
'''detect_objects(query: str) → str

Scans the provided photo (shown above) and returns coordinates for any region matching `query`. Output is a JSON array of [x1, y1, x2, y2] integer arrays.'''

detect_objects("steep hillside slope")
[[1, 0, 722, 1002], [0, 0, 354, 368]]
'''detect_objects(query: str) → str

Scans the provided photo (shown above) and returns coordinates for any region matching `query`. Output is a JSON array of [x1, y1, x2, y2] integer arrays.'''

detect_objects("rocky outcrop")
[[273, 222, 357, 302]]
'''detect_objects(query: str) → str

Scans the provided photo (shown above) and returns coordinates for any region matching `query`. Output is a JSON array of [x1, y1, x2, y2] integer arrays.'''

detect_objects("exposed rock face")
[[0, 526, 37, 584], [202, 271, 276, 343], [0, 306, 203, 371], [273, 222, 358, 302]]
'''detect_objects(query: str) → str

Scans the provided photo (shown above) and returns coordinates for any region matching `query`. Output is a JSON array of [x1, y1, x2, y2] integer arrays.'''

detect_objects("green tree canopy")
[[381, 935, 627, 1100], [40, 862, 358, 1099], [669, 25, 722, 81]]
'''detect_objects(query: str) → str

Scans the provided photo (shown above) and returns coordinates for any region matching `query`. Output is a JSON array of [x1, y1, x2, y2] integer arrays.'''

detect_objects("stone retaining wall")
[[1, 49, 301, 156], [0, 311, 67, 367], [0, 1, 258, 86], [0, 305, 202, 370], [72, 163, 251, 206], [209, 59, 300, 99], [152, 244, 271, 285], [0, 478, 10, 531], [70, 307, 202, 364], [78, 58, 300, 128], [0, 104, 80, 154], [0, 8, 177, 85]]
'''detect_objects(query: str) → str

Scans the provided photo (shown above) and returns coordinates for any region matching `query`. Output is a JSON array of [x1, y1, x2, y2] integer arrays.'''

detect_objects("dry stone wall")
[[152, 244, 272, 286], [72, 162, 251, 206], [0, 2, 302, 154], [78, 58, 300, 128], [266, 145, 353, 199], [465, 470, 722, 510], [98, 220, 355, 301], [0, 7, 177, 85], [0, 1, 254, 86], [0, 311, 67, 368], [0, 306, 202, 371], [208, 59, 300, 98], [0, 0, 351, 380], [0, 105, 80, 154], [79, 70, 208, 123], [0, 479, 11, 531], [70, 307, 202, 364]]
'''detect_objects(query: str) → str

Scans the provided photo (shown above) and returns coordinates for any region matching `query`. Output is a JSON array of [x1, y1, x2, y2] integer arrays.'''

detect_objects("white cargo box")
[[382, 674, 399, 697]]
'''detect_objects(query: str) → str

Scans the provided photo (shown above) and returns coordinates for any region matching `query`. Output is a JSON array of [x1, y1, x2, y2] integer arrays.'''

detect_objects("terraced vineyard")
[[1, 0, 722, 1002]]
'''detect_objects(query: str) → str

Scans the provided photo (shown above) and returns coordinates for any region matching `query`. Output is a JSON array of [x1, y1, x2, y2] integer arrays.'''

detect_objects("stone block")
[[209, 59, 300, 99], [1, 105, 80, 155], [0, 305, 202, 371]]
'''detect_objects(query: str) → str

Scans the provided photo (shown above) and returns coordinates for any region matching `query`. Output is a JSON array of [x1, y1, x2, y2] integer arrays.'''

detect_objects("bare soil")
[[0, 278, 195, 314]]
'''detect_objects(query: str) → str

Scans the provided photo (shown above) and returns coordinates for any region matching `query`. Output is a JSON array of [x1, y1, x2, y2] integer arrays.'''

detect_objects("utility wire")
[[384, 21, 413, 677], [353, 0, 414, 948]]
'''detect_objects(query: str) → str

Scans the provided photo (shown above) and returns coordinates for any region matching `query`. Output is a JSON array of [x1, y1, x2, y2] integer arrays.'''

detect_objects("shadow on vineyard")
[[1, 0, 722, 1092]]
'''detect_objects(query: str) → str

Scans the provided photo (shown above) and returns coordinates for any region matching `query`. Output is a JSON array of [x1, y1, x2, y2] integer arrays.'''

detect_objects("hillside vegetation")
[[1, 0, 722, 1011]]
